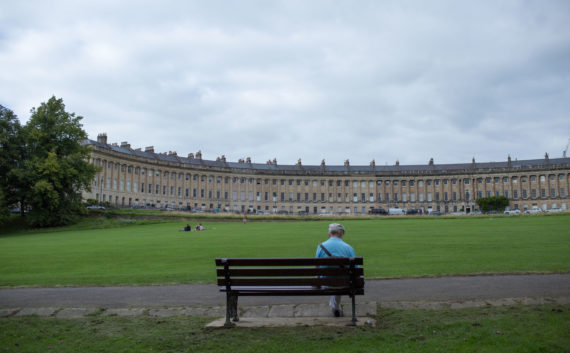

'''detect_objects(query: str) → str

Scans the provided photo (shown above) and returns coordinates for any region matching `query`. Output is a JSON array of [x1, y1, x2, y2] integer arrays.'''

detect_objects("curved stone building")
[[83, 134, 570, 214]]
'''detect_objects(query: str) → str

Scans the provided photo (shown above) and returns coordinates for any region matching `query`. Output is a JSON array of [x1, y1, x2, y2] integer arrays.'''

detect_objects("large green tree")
[[0, 105, 25, 222], [476, 196, 510, 213], [1, 97, 99, 227], [23, 97, 99, 227]]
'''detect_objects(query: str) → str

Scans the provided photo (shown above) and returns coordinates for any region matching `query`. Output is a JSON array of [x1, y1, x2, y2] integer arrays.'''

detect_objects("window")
[[551, 188, 556, 198], [521, 176, 527, 182], [522, 190, 527, 198], [418, 181, 423, 187], [503, 177, 508, 183], [494, 177, 499, 183], [427, 192, 432, 202], [486, 177, 491, 183], [393, 181, 398, 186], [464, 179, 470, 185], [410, 180, 415, 186], [401, 180, 406, 187], [419, 193, 423, 202], [435, 179, 440, 186], [410, 193, 415, 202], [444, 192, 448, 201], [452, 192, 457, 201], [452, 179, 457, 185], [513, 190, 518, 199], [426, 180, 431, 186], [466, 190, 470, 201]]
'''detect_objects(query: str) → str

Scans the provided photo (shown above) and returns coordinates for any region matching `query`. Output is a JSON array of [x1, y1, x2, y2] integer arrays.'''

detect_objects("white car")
[[525, 207, 543, 214], [547, 208, 563, 213], [504, 209, 521, 215]]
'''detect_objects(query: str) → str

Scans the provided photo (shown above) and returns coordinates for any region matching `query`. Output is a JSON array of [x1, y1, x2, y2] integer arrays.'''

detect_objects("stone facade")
[[83, 135, 570, 214]]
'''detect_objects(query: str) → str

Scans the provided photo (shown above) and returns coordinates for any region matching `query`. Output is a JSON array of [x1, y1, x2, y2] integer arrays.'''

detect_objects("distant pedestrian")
[[243, 213, 247, 224]]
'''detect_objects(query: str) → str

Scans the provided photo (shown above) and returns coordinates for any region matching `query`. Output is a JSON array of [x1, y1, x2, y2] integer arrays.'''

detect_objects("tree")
[[21, 97, 99, 226], [476, 196, 510, 213], [0, 105, 24, 222]]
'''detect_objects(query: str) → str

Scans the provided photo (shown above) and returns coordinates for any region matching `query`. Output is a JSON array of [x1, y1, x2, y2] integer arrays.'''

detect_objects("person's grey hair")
[[328, 223, 345, 236]]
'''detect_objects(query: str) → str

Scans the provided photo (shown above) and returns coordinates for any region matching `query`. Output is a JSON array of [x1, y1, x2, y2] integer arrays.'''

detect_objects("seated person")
[[183, 224, 191, 231], [196, 223, 205, 231]]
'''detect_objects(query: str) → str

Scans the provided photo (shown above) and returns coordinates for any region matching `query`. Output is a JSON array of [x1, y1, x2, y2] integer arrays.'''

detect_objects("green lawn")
[[1, 305, 568, 352], [1, 215, 569, 287]]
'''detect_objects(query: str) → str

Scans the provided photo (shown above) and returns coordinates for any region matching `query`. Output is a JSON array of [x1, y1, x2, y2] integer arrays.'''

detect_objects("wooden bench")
[[215, 257, 364, 326]]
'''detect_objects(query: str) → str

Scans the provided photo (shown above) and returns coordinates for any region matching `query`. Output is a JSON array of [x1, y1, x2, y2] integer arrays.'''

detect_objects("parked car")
[[504, 209, 521, 215], [388, 208, 405, 215], [86, 205, 105, 210], [276, 210, 289, 215], [525, 207, 543, 214], [370, 208, 388, 215], [406, 208, 423, 215], [547, 208, 563, 213], [429, 210, 442, 216]]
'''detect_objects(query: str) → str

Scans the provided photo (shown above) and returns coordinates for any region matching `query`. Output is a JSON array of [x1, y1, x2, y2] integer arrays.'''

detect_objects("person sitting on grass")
[[196, 223, 206, 231], [182, 224, 191, 232]]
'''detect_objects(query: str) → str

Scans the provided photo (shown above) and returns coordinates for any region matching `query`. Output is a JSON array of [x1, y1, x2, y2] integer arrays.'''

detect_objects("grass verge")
[[0, 305, 568, 352]]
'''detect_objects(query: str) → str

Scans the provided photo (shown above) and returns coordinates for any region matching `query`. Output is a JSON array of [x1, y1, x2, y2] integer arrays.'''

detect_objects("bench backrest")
[[215, 257, 364, 289]]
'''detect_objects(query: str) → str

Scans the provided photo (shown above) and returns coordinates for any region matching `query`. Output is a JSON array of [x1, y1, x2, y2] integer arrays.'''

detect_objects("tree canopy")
[[476, 196, 510, 213], [0, 97, 99, 227]]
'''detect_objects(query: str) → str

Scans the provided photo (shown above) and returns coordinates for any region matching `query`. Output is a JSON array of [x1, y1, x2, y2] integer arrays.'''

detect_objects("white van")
[[388, 208, 405, 215]]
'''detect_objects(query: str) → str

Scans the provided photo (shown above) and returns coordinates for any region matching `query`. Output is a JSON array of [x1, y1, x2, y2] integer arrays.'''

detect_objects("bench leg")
[[348, 294, 357, 326], [230, 294, 239, 322], [224, 292, 233, 327]]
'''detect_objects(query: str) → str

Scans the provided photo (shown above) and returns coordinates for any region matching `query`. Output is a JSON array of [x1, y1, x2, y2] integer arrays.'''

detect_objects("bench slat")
[[215, 257, 363, 267], [218, 277, 364, 287], [219, 286, 365, 296], [216, 267, 364, 277]]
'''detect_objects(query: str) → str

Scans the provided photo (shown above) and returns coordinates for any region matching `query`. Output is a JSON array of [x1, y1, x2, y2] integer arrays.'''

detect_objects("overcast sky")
[[1, 1, 569, 166]]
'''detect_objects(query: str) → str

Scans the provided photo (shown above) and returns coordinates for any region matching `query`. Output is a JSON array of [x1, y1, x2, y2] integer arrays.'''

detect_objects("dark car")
[[429, 210, 442, 216], [406, 208, 423, 215], [370, 208, 388, 215]]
